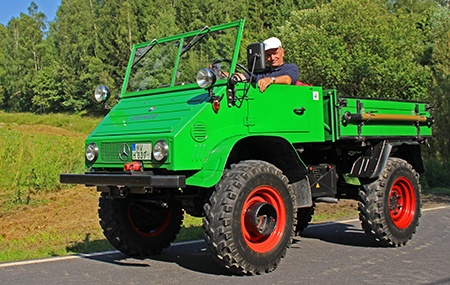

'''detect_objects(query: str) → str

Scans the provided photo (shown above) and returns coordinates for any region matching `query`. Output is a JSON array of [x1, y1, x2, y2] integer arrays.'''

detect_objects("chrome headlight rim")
[[85, 142, 98, 162], [153, 140, 169, 162], [94, 85, 111, 102], [196, 68, 216, 89]]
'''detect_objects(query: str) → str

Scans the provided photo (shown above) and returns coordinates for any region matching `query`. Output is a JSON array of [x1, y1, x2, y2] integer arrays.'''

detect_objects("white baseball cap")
[[263, 37, 282, 51]]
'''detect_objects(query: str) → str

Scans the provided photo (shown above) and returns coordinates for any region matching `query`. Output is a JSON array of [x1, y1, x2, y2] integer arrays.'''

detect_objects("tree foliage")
[[0, 3, 47, 112], [280, 0, 432, 100]]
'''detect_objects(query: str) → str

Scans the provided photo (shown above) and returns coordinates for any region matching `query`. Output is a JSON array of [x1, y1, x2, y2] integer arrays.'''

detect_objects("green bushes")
[[421, 159, 450, 194]]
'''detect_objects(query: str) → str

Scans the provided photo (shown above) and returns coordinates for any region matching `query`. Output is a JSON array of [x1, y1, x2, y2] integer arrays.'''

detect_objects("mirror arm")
[[226, 74, 241, 107]]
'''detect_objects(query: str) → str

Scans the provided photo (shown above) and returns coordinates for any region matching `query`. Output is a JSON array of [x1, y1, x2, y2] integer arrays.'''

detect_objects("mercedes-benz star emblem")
[[119, 143, 131, 161]]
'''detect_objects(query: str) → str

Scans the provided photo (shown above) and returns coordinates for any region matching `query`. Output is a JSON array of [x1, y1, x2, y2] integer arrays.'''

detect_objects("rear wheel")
[[358, 158, 421, 246], [99, 192, 183, 256], [204, 160, 296, 275]]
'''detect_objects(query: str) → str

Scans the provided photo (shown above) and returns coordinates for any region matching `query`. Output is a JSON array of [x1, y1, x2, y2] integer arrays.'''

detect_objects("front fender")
[[186, 135, 243, 188]]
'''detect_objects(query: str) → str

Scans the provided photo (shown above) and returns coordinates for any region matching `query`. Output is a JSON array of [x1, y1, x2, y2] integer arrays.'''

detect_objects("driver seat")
[[295, 80, 312, 86]]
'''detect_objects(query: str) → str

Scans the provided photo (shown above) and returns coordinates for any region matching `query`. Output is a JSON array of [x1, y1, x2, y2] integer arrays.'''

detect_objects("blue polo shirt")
[[248, 63, 299, 85]]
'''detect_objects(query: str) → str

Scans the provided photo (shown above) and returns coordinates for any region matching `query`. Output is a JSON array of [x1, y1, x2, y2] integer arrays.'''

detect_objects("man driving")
[[250, 37, 299, 92]]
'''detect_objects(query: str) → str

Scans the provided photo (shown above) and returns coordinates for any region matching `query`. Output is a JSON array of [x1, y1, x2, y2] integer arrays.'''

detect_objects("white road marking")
[[0, 240, 204, 268]]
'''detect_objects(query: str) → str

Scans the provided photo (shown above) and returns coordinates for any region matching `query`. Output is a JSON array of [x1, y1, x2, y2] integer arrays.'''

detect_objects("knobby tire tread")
[[98, 193, 183, 256], [358, 158, 421, 247], [203, 160, 297, 275]]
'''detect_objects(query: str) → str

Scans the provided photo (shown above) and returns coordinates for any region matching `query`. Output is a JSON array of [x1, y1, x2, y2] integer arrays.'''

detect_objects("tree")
[[420, 3, 450, 162], [280, 0, 431, 100], [49, 0, 104, 112], [385, 1, 450, 165], [0, 2, 47, 112], [0, 24, 7, 108]]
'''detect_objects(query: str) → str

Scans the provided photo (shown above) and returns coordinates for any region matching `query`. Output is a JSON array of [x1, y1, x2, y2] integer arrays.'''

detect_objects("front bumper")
[[60, 173, 186, 188]]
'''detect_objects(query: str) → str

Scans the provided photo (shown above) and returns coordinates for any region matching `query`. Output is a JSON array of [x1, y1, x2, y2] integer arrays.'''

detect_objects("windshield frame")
[[120, 19, 245, 97]]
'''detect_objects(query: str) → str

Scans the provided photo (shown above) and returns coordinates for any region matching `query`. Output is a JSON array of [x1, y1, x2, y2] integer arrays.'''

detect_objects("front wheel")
[[98, 192, 183, 256], [358, 158, 421, 246], [203, 160, 296, 275]]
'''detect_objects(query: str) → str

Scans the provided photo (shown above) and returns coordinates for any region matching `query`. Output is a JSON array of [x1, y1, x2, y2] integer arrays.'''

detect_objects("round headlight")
[[153, 140, 169, 162], [196, 68, 216, 89], [94, 85, 111, 102], [85, 143, 98, 162]]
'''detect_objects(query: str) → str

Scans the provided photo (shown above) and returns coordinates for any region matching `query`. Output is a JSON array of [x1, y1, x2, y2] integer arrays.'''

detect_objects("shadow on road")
[[80, 241, 234, 276], [79, 221, 378, 275], [300, 221, 378, 248]]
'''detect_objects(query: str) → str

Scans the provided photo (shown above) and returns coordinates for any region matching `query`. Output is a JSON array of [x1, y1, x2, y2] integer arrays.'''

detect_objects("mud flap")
[[291, 178, 313, 208], [350, 141, 392, 178]]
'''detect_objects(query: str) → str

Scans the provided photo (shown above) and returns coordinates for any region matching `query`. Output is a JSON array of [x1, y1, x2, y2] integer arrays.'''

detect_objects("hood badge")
[[119, 143, 131, 161]]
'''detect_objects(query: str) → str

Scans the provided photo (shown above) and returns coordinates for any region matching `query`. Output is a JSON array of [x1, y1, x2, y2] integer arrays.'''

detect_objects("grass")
[[177, 215, 205, 242], [0, 185, 204, 262], [0, 111, 100, 207], [0, 230, 109, 261], [0, 111, 101, 135], [0, 111, 448, 264]]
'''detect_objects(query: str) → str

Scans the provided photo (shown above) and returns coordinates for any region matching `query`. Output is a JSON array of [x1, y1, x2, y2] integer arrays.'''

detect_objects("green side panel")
[[337, 97, 433, 139], [185, 84, 333, 188], [181, 83, 334, 187], [246, 84, 326, 143]]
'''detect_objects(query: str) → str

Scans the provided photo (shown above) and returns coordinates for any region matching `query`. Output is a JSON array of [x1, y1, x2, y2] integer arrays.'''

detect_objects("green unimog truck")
[[60, 19, 434, 275]]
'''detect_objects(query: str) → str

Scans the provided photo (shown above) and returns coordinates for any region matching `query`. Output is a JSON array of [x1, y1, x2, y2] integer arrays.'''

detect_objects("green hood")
[[91, 89, 210, 137]]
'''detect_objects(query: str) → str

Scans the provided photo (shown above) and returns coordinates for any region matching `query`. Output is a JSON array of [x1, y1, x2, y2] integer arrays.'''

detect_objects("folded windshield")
[[124, 21, 242, 94]]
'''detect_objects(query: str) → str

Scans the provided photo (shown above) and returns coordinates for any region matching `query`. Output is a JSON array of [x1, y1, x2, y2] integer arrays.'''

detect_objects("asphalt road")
[[1, 206, 449, 285]]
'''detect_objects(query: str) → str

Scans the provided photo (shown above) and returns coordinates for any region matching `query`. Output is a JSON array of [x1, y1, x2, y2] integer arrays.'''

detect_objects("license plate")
[[132, 143, 152, 160]]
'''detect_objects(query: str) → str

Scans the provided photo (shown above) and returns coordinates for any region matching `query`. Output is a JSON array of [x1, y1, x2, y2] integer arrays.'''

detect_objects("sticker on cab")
[[313, 91, 319, 101]]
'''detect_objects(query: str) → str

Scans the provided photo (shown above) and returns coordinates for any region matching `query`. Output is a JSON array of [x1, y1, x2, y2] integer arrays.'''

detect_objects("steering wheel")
[[211, 58, 251, 79]]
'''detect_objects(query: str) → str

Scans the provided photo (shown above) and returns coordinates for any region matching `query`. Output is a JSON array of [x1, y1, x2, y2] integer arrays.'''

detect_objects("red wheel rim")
[[128, 203, 172, 237], [388, 177, 416, 229], [241, 185, 286, 253]]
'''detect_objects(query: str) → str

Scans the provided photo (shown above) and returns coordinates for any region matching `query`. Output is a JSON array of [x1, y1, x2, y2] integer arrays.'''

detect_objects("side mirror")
[[247, 43, 265, 73]]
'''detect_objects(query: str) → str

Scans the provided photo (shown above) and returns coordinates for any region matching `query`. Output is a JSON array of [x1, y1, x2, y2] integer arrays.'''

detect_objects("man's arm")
[[257, 75, 292, 92], [257, 63, 299, 92]]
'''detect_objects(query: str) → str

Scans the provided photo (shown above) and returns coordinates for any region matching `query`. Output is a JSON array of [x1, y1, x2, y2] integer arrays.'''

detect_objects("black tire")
[[98, 192, 183, 256], [295, 205, 315, 235], [203, 160, 296, 275], [358, 158, 421, 246]]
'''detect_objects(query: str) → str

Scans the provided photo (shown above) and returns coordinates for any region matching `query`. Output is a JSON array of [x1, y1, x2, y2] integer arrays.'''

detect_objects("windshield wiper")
[[132, 39, 158, 67], [180, 26, 211, 57]]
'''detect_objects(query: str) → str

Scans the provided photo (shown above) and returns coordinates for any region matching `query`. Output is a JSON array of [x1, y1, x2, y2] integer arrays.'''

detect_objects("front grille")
[[101, 142, 133, 163]]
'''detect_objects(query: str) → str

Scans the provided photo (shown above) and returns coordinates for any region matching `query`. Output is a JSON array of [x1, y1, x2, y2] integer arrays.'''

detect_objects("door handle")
[[294, 107, 306, 115]]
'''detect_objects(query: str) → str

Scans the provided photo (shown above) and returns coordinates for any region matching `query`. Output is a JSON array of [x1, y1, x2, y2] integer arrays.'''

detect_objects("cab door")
[[246, 85, 325, 143]]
